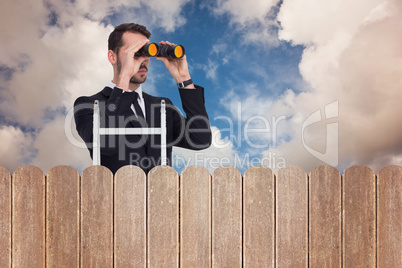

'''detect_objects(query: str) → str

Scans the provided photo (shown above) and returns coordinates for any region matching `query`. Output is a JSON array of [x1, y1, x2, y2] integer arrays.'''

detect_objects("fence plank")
[[343, 166, 376, 268], [180, 165, 211, 267], [147, 166, 179, 267], [46, 165, 80, 267], [212, 166, 242, 267], [377, 165, 401, 268], [3, 163, 399, 267], [114, 166, 146, 267], [276, 165, 308, 268], [12, 165, 45, 267], [0, 167, 11, 268], [243, 166, 275, 267], [81, 166, 113, 267], [309, 165, 341, 268]]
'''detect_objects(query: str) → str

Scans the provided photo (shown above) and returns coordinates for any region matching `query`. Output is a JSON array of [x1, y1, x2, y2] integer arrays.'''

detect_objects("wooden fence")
[[0, 164, 400, 267]]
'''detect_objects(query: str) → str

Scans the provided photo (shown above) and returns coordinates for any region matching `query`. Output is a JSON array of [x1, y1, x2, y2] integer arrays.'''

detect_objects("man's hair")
[[108, 23, 151, 54]]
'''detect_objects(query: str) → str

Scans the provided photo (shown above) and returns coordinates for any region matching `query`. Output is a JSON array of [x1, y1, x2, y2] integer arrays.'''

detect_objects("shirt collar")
[[108, 81, 144, 99]]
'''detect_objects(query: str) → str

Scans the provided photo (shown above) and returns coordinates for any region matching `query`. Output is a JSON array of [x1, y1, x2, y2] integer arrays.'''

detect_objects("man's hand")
[[156, 41, 195, 89], [116, 39, 150, 91]]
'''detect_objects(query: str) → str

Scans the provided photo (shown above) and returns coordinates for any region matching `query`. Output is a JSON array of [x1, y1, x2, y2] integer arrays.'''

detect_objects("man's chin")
[[130, 76, 147, 84]]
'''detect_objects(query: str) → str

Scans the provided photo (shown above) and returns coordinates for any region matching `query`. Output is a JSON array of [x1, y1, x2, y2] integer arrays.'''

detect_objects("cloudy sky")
[[1, 0, 401, 175]]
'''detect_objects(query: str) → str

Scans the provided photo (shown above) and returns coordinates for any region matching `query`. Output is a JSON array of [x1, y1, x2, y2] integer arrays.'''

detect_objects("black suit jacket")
[[74, 85, 212, 174]]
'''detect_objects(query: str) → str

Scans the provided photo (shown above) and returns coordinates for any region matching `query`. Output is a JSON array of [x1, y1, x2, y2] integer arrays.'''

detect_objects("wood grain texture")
[[12, 165, 46, 268], [276, 165, 308, 268], [377, 165, 401, 268], [0, 167, 11, 268], [147, 166, 179, 267], [180, 165, 211, 267], [114, 166, 146, 267], [343, 166, 376, 268], [4, 163, 399, 267], [243, 165, 275, 268], [212, 166, 242, 267], [309, 165, 341, 268], [81, 166, 113, 267], [46, 166, 80, 268]]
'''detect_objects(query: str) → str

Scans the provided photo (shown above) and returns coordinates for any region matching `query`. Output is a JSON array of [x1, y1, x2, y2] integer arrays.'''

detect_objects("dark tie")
[[133, 92, 145, 120]]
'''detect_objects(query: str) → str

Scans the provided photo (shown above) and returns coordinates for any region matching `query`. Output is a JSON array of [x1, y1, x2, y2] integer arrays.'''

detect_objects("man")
[[74, 23, 212, 174]]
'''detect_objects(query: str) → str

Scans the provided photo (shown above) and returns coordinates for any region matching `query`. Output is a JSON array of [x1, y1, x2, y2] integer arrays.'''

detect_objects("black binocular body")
[[135, 43, 185, 59]]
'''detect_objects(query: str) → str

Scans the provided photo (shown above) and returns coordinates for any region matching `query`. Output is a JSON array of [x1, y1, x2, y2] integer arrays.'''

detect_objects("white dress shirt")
[[108, 81, 146, 120]]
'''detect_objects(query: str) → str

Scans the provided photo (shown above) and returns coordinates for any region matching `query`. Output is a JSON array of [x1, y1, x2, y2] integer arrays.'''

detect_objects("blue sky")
[[0, 0, 401, 174]]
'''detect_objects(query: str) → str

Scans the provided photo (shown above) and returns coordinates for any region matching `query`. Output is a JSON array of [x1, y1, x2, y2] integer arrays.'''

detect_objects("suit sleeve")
[[74, 87, 136, 157], [171, 85, 212, 150]]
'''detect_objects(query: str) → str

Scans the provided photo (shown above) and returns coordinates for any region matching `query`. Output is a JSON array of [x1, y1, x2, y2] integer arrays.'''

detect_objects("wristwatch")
[[177, 79, 193, 89]]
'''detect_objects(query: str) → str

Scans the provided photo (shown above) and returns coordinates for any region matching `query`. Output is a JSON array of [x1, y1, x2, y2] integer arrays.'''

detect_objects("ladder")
[[92, 100, 167, 166]]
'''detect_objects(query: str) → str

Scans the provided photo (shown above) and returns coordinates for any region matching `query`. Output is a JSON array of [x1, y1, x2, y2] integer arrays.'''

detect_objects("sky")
[[0, 0, 401, 175]]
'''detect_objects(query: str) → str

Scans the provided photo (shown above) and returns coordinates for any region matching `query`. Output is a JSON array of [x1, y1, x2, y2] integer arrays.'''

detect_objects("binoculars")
[[135, 43, 185, 59]]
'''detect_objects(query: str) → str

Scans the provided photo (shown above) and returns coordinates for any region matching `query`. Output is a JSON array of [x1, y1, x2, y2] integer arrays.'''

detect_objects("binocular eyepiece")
[[135, 43, 159, 57], [135, 43, 185, 59]]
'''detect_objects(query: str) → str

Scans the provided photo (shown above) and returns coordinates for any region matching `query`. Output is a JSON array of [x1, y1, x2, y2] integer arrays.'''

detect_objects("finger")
[[155, 56, 168, 63], [126, 39, 150, 53], [156, 57, 171, 68]]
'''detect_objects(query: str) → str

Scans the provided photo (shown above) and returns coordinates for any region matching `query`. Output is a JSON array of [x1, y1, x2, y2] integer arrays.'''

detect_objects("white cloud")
[[209, 0, 281, 45], [173, 126, 237, 174], [268, 0, 402, 172], [42, 0, 190, 31], [41, 19, 114, 108], [211, 43, 230, 64], [217, 0, 402, 173], [213, 0, 278, 25], [220, 85, 273, 122], [277, 0, 383, 45], [0, 18, 113, 127], [0, 1, 112, 126], [0, 126, 35, 173], [194, 58, 219, 81], [32, 116, 92, 174], [140, 0, 191, 31]]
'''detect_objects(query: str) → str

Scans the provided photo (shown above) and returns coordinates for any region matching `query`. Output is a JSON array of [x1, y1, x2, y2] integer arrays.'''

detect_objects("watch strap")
[[177, 78, 193, 89]]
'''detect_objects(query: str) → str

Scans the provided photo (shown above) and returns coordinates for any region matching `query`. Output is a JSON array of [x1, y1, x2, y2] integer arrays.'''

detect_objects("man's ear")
[[108, 50, 117, 65]]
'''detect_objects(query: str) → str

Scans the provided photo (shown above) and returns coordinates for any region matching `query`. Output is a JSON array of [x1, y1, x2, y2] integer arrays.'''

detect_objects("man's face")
[[116, 32, 150, 84]]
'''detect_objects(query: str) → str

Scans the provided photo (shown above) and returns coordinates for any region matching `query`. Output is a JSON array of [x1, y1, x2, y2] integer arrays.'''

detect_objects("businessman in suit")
[[74, 23, 212, 174]]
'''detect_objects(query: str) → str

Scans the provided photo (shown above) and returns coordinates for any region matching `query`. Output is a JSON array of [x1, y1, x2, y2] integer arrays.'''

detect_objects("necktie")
[[133, 92, 145, 120]]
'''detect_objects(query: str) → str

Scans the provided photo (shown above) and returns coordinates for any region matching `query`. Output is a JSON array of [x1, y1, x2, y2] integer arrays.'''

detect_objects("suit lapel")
[[103, 86, 145, 128], [101, 86, 113, 97]]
